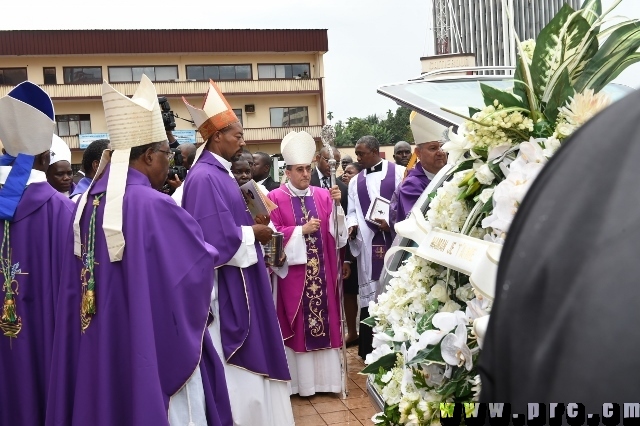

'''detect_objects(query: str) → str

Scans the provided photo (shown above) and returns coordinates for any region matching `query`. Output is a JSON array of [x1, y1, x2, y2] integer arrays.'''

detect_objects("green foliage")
[[361, 352, 397, 374], [333, 107, 413, 147]]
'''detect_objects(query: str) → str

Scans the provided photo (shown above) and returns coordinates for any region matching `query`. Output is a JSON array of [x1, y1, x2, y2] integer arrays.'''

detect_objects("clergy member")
[[389, 112, 447, 233], [267, 131, 348, 396], [47, 76, 232, 426], [0, 82, 75, 425], [47, 135, 75, 195], [346, 135, 404, 359], [182, 80, 294, 426], [69, 138, 110, 201]]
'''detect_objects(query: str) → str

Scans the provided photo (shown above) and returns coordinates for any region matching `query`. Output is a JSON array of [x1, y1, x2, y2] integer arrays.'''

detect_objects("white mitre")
[[73, 74, 167, 262], [281, 131, 316, 165], [50, 135, 72, 165], [410, 111, 446, 145]]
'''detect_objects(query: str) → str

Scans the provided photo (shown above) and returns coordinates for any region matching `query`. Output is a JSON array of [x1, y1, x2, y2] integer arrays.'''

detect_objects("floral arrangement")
[[364, 1, 640, 424]]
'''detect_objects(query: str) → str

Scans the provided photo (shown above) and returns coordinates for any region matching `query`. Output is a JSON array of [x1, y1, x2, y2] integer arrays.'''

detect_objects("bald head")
[[393, 141, 412, 167], [340, 154, 353, 172], [178, 143, 197, 170]]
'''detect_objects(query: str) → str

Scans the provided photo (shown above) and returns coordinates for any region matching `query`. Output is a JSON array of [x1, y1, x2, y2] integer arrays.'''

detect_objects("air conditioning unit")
[[245, 104, 256, 114]]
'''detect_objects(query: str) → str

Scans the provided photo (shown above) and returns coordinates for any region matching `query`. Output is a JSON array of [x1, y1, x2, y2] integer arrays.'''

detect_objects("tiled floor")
[[290, 346, 380, 426]]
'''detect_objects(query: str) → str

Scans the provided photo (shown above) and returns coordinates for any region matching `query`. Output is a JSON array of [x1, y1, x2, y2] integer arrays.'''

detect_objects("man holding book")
[[181, 80, 293, 426], [267, 130, 348, 397]]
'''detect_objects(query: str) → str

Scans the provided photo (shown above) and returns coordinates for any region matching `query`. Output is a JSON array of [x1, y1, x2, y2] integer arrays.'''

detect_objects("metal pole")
[[321, 125, 349, 400]]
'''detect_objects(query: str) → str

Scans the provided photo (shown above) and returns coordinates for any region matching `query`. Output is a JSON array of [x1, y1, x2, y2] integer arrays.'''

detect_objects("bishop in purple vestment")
[[0, 82, 75, 425], [47, 77, 232, 426], [389, 117, 448, 237], [266, 130, 348, 396], [182, 80, 293, 425]]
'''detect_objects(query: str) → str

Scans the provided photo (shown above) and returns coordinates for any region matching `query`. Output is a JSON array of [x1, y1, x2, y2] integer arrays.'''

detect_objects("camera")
[[158, 97, 176, 131], [168, 148, 187, 181]]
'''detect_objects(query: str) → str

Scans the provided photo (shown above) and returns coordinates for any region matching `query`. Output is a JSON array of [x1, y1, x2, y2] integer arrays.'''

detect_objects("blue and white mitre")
[[0, 82, 55, 221]]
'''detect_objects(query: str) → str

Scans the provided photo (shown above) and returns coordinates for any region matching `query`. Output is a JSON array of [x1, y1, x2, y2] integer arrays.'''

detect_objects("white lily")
[[441, 323, 473, 371], [442, 126, 472, 165]]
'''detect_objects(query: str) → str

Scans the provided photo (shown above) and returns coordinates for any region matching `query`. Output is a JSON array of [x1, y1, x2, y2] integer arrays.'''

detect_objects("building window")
[[55, 114, 91, 137], [108, 66, 178, 83], [63, 67, 102, 84], [186, 65, 252, 81], [258, 64, 310, 79], [233, 109, 243, 126], [270, 107, 309, 127], [43, 67, 57, 84], [0, 68, 28, 86]]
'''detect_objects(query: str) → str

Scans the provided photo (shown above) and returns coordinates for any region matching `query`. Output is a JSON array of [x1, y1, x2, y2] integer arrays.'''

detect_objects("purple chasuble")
[[267, 186, 343, 353], [390, 162, 431, 237], [181, 151, 290, 381], [46, 166, 232, 426], [0, 183, 74, 426], [356, 162, 397, 280], [69, 176, 91, 198]]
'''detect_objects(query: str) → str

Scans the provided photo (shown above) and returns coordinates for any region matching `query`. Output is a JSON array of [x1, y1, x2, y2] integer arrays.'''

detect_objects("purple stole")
[[290, 194, 332, 351], [357, 162, 396, 280]]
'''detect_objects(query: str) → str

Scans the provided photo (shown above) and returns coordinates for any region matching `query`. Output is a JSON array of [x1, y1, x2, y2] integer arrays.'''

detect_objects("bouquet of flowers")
[[365, 1, 640, 424]]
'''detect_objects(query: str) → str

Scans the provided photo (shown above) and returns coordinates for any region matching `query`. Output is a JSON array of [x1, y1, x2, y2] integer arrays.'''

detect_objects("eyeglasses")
[[156, 149, 175, 161]]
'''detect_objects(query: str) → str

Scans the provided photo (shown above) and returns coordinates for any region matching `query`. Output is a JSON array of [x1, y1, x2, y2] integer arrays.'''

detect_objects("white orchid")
[[406, 311, 466, 361], [441, 126, 473, 165], [365, 343, 393, 365], [441, 323, 473, 371]]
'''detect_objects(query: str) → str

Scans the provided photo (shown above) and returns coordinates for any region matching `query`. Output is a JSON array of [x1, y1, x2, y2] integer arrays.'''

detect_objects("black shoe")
[[346, 337, 360, 348]]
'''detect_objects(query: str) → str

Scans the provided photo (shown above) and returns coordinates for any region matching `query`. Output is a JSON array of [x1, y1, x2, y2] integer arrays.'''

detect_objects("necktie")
[[321, 176, 330, 189]]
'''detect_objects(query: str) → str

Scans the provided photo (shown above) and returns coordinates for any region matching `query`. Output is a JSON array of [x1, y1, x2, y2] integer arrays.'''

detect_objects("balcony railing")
[[61, 125, 323, 149], [0, 79, 321, 99]]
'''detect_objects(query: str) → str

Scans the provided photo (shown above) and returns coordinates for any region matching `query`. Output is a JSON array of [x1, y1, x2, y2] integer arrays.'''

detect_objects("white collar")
[[211, 152, 232, 171], [256, 177, 267, 185], [286, 182, 310, 197], [316, 167, 327, 181], [0, 166, 47, 186]]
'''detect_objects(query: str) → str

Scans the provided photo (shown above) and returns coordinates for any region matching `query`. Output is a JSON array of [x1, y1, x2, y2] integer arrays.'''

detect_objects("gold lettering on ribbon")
[[457, 244, 478, 262], [430, 236, 449, 252]]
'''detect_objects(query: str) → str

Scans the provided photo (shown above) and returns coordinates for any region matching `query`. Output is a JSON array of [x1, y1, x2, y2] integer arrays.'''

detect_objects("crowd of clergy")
[[0, 77, 447, 425]]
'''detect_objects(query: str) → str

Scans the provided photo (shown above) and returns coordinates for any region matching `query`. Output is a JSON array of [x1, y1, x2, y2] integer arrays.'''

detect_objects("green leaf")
[[480, 195, 494, 215], [580, 0, 602, 26], [575, 21, 640, 93], [469, 107, 481, 118], [450, 158, 475, 176], [532, 119, 554, 138], [606, 52, 640, 83], [530, 4, 575, 100], [544, 68, 575, 124], [361, 352, 396, 375], [416, 301, 439, 334], [407, 341, 445, 365], [361, 316, 377, 328], [480, 83, 526, 109]]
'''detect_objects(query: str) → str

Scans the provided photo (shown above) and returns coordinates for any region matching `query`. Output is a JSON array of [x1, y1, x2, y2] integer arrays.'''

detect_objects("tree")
[[331, 107, 413, 147]]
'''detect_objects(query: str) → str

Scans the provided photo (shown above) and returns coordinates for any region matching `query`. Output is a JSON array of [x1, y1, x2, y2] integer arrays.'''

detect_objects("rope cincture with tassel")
[[0, 220, 21, 338], [80, 193, 104, 332]]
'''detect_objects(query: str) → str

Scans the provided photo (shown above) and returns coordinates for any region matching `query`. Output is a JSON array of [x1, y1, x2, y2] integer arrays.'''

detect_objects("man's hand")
[[167, 175, 182, 190], [342, 262, 351, 279], [255, 214, 270, 226], [302, 218, 321, 235], [329, 185, 341, 202], [252, 224, 273, 244], [374, 218, 390, 232], [348, 225, 358, 240]]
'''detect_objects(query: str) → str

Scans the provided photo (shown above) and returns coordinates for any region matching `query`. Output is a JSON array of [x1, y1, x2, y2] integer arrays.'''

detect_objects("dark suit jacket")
[[261, 176, 281, 192], [310, 169, 348, 212]]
